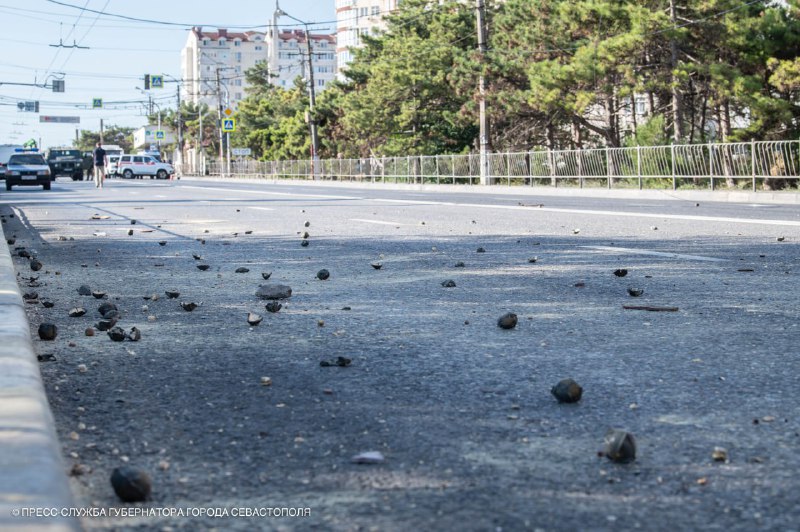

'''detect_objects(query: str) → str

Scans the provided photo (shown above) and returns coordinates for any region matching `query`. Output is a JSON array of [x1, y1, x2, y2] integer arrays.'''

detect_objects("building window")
[[234, 79, 242, 86], [371, 6, 380, 16], [318, 79, 325, 87], [202, 39, 209, 46], [255, 45, 263, 51], [235, 52, 242, 61], [359, 7, 368, 17], [234, 40, 241, 47], [235, 92, 242, 100]]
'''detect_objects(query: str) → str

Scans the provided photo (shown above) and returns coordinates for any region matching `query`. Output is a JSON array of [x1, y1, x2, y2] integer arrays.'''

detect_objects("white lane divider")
[[373, 199, 800, 227], [181, 185, 362, 201], [349, 218, 408, 226], [582, 246, 726, 262], [247, 207, 274, 211]]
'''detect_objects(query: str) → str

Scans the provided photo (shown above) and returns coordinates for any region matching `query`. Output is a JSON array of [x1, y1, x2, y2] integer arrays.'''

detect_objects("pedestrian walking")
[[93, 142, 108, 188]]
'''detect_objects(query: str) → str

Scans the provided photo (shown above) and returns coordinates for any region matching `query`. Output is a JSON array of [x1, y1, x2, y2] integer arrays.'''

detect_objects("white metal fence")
[[187, 140, 800, 191]]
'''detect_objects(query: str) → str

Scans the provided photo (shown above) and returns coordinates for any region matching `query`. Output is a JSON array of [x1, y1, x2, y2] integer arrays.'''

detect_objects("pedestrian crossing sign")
[[155, 130, 165, 140], [222, 118, 236, 132], [150, 75, 164, 89], [92, 98, 103, 109]]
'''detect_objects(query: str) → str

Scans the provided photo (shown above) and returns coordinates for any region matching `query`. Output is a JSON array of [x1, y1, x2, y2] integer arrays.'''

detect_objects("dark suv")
[[46, 148, 85, 180]]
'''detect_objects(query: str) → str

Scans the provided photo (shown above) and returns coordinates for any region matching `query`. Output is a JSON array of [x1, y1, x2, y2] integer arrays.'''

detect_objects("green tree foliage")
[[230, 0, 800, 157]]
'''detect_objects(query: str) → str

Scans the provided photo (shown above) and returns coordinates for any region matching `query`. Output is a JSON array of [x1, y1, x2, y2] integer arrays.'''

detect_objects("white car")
[[107, 155, 121, 177], [117, 154, 175, 179]]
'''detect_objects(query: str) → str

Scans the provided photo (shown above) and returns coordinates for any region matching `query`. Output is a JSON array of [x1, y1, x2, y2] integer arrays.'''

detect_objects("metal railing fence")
[[184, 140, 800, 191]]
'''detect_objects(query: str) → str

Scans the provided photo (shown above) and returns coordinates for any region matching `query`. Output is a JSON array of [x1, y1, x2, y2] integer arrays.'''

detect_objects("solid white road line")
[[181, 185, 362, 201], [349, 218, 407, 226], [582, 246, 726, 262], [247, 207, 274, 211], [372, 199, 800, 227]]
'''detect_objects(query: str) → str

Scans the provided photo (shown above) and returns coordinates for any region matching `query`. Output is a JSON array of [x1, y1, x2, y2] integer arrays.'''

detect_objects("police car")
[[4, 149, 53, 190]]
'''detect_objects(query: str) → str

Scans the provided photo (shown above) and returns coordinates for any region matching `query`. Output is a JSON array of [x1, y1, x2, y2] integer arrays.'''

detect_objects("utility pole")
[[476, 0, 490, 185], [669, 0, 683, 143], [100, 118, 104, 144], [176, 81, 183, 170], [304, 24, 320, 180], [215, 67, 225, 178]]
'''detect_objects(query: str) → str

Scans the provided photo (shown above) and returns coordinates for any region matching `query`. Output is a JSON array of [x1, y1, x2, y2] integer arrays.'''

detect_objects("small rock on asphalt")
[[197, 264, 210, 271], [497, 313, 518, 330], [370, 262, 383, 270], [476, 247, 486, 253], [41, 301, 55, 308], [301, 240, 309, 247], [96, 319, 117, 332], [110, 467, 151, 502], [441, 280, 456, 288], [627, 288, 644, 297], [316, 269, 330, 281], [351, 451, 385, 464], [604, 429, 637, 463], [78, 285, 92, 296], [712, 447, 728, 462], [265, 301, 282, 313], [181, 302, 198, 312], [69, 307, 87, 318], [247, 313, 263, 326], [92, 291, 107, 299], [23, 291, 38, 301], [320, 356, 351, 368], [30, 259, 43, 271], [454, 262, 465, 268], [158, 241, 167, 246], [165, 290, 180, 299], [261, 272, 272, 280], [98, 302, 118, 317], [614, 269, 628, 277], [107, 327, 127, 342], [38, 323, 58, 341], [256, 284, 293, 300], [127, 327, 142, 342], [304, 221, 310, 227], [235, 267, 250, 274], [551, 379, 583, 403], [85, 328, 95, 337]]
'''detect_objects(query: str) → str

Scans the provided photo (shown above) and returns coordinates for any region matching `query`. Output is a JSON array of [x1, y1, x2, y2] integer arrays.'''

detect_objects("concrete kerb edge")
[[178, 176, 800, 205], [0, 220, 80, 531]]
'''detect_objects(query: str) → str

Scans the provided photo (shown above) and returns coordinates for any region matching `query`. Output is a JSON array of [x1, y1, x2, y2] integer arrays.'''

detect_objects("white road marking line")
[[372, 199, 800, 227], [181, 185, 362, 201], [247, 207, 274, 211], [349, 218, 407, 226], [583, 246, 726, 263]]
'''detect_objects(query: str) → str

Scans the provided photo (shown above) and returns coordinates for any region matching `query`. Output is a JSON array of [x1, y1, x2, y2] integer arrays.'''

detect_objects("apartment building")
[[336, 0, 400, 76], [182, 21, 337, 109]]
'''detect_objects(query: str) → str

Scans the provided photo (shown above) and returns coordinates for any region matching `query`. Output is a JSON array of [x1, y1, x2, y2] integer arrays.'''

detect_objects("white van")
[[0, 145, 24, 178]]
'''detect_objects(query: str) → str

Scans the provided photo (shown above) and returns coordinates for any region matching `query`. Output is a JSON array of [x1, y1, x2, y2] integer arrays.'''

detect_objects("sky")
[[0, 0, 336, 148]]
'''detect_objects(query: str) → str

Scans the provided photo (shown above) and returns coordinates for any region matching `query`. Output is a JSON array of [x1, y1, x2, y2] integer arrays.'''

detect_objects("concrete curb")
[[0, 220, 80, 531], [178, 175, 800, 205]]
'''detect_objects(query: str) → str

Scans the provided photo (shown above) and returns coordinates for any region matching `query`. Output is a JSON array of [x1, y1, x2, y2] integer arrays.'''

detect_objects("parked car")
[[0, 144, 24, 179], [117, 154, 175, 179], [45, 147, 84, 180], [5, 152, 52, 190]]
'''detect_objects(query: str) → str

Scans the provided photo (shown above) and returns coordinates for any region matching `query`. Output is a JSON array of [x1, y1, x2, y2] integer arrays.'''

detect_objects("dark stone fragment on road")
[[127, 230, 134, 236], [69, 307, 87, 318], [497, 313, 518, 330], [304, 221, 310, 227], [265, 301, 282, 313], [614, 269, 628, 277], [18, 250, 31, 259], [441, 280, 456, 288], [30, 259, 43, 271], [23, 291, 38, 301], [256, 284, 292, 300], [342, 306, 352, 311], [158, 241, 167, 246], [165, 290, 180, 299], [92, 291, 107, 299], [110, 467, 151, 503], [528, 257, 538, 264], [317, 269, 330, 281], [454, 262, 465, 268], [261, 272, 272, 280], [96, 319, 117, 332], [477, 247, 486, 253], [197, 264, 210, 271], [247, 313, 263, 326], [131, 220, 136, 225], [192, 254, 202, 261], [235, 267, 250, 273], [301, 239, 309, 247], [551, 379, 583, 403], [604, 429, 636, 463], [627, 288, 644, 297], [38, 323, 58, 341], [37, 354, 56, 362], [321, 356, 352, 367], [102, 310, 121, 320], [6, 238, 14, 245], [128, 327, 141, 342], [107, 327, 127, 342], [42, 300, 55, 308], [181, 302, 198, 312], [371, 262, 383, 270], [85, 328, 95, 337], [78, 285, 92, 296], [98, 302, 118, 317], [302, 232, 310, 239]]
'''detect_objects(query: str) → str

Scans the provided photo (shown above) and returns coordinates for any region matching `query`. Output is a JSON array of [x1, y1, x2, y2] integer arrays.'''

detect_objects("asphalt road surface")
[[3, 178, 800, 531]]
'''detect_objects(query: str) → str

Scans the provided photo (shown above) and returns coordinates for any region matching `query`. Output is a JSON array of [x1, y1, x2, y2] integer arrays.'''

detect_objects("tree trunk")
[[547, 123, 557, 186], [669, 0, 683, 143], [718, 103, 735, 187]]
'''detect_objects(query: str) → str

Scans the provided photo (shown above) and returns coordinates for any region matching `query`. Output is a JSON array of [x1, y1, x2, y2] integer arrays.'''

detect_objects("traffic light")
[[52, 79, 65, 92], [144, 74, 150, 90], [34, 101, 39, 113]]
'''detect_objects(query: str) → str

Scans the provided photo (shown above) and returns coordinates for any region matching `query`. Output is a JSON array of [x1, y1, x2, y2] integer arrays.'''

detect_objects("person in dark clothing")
[[93, 142, 108, 188]]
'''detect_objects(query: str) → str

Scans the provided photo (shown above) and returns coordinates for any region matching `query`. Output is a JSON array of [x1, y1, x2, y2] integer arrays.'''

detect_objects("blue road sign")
[[150, 75, 164, 89], [155, 130, 165, 140], [222, 119, 236, 132], [92, 98, 103, 109]]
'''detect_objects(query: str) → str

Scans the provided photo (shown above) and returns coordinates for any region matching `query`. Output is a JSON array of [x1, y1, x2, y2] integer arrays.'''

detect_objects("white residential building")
[[336, 0, 399, 76], [181, 19, 336, 109], [182, 28, 268, 110]]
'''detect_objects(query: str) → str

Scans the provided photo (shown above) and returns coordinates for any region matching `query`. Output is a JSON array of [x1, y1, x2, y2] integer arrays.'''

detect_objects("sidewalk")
[[0, 217, 79, 531]]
